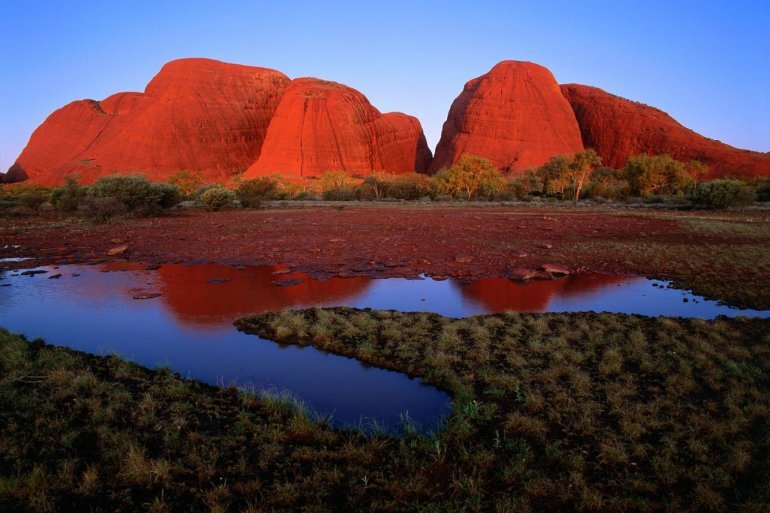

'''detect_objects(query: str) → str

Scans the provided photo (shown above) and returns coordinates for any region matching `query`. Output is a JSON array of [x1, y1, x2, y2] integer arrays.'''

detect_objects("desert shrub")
[[199, 186, 236, 211], [320, 171, 355, 200], [584, 167, 631, 200], [81, 196, 127, 222], [754, 178, 770, 202], [50, 177, 88, 212], [691, 179, 755, 209], [622, 154, 693, 197], [507, 170, 544, 198], [2, 184, 51, 210], [192, 184, 220, 200], [381, 173, 434, 200], [353, 183, 377, 200], [89, 175, 167, 215], [154, 183, 182, 209], [236, 177, 278, 207], [167, 171, 204, 197]]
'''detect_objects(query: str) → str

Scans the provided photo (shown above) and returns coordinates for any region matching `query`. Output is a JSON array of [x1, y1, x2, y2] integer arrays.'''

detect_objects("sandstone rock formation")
[[430, 61, 584, 173], [244, 78, 432, 178], [10, 58, 290, 186], [561, 84, 770, 179]]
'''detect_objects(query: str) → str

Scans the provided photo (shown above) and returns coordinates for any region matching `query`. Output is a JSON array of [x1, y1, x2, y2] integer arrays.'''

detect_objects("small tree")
[[566, 149, 602, 203], [622, 154, 693, 196], [538, 155, 571, 199], [362, 172, 391, 199], [684, 160, 708, 194], [442, 155, 504, 200]]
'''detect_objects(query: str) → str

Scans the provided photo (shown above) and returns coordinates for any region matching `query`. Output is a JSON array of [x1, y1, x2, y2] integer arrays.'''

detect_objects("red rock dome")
[[10, 58, 290, 186], [561, 84, 770, 179], [430, 61, 584, 174], [244, 78, 432, 179]]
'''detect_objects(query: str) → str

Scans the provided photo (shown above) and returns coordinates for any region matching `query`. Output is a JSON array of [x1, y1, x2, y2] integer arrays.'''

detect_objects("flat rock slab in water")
[[107, 244, 130, 256], [48, 274, 63, 279], [133, 292, 162, 300], [20, 270, 48, 277], [540, 264, 570, 276], [272, 278, 305, 287]]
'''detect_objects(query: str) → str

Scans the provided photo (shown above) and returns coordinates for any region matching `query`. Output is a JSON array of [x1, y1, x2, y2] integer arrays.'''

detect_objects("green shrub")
[[691, 179, 755, 209], [50, 177, 88, 212], [89, 175, 165, 215], [199, 187, 236, 211], [236, 177, 278, 207]]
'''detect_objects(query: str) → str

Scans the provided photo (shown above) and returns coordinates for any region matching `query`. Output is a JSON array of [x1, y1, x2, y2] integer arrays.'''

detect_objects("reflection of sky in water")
[[0, 263, 767, 431]]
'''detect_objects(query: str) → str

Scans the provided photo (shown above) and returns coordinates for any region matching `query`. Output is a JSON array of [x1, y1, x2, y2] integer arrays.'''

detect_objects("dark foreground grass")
[[2, 309, 770, 512]]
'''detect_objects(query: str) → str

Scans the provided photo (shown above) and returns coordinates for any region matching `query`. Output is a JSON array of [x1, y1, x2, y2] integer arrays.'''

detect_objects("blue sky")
[[1, 0, 768, 173]]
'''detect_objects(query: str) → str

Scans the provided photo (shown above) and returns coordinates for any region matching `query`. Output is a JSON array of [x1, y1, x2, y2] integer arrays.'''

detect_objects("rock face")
[[561, 84, 770, 179], [11, 58, 290, 186], [244, 78, 432, 178], [431, 61, 584, 174]]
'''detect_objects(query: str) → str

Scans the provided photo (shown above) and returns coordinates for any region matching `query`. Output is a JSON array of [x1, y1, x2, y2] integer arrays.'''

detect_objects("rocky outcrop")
[[561, 84, 770, 179], [11, 58, 290, 186], [244, 78, 432, 178], [431, 61, 584, 173]]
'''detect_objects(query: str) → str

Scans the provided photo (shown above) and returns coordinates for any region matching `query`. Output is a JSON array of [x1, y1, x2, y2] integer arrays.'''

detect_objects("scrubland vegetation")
[[2, 153, 769, 221], [2, 308, 769, 512]]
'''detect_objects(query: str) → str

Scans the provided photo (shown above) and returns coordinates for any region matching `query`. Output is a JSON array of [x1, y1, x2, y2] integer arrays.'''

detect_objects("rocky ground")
[[2, 202, 769, 309]]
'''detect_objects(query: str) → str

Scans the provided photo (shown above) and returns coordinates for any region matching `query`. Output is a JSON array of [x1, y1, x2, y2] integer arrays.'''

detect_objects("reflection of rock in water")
[[157, 264, 372, 327], [456, 274, 635, 313]]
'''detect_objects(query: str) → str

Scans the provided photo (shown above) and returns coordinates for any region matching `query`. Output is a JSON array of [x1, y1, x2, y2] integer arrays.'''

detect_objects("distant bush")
[[167, 171, 204, 197], [691, 179, 755, 209], [154, 183, 182, 209], [622, 154, 693, 197], [89, 175, 169, 215], [506, 170, 544, 198], [50, 177, 87, 212], [382, 173, 434, 200], [754, 178, 770, 202], [199, 187, 236, 211], [320, 171, 356, 200], [237, 177, 278, 207], [584, 167, 631, 200], [81, 196, 127, 222], [3, 184, 51, 210], [192, 184, 220, 200]]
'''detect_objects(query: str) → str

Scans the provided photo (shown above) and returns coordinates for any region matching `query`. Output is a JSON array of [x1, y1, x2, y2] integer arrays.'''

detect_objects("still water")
[[1, 262, 767, 431]]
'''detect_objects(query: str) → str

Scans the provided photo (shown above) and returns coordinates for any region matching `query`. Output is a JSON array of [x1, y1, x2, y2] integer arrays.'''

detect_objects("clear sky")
[[1, 0, 768, 173]]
